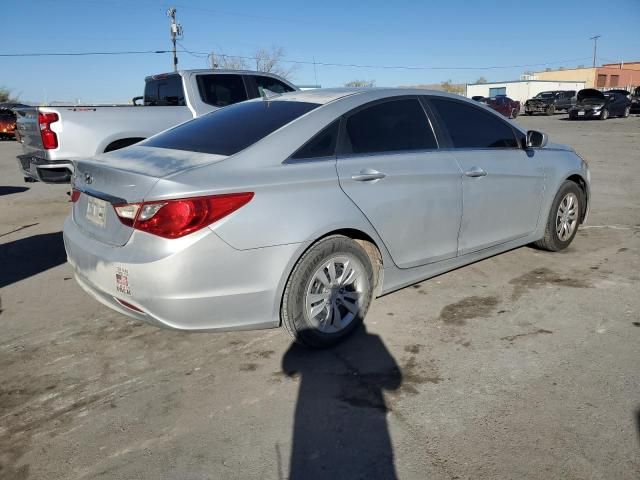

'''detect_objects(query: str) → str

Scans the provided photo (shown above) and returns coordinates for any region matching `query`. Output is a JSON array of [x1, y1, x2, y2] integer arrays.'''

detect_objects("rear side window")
[[345, 98, 437, 154], [197, 74, 248, 107], [429, 98, 519, 149], [144, 75, 186, 106], [291, 120, 340, 160], [253, 75, 295, 95], [143, 100, 319, 156]]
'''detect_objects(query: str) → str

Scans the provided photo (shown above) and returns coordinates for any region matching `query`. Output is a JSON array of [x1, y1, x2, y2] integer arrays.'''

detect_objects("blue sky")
[[3, 0, 639, 103]]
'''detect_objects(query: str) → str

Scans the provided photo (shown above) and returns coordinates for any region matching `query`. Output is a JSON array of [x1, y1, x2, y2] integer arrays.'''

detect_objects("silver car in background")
[[63, 88, 590, 347]]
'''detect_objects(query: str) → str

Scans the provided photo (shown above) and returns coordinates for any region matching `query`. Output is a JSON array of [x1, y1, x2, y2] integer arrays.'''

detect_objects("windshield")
[[142, 100, 319, 156], [535, 92, 555, 98]]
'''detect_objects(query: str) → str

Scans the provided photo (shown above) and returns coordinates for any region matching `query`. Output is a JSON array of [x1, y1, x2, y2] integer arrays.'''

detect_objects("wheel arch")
[[276, 227, 386, 327], [103, 137, 146, 153], [565, 174, 589, 223]]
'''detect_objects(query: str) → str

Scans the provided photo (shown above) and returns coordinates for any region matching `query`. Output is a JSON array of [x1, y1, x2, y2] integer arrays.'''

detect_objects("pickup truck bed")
[[16, 69, 298, 183]]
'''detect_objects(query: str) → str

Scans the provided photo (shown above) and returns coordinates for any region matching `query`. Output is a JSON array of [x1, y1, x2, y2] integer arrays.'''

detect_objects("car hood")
[[528, 97, 554, 103], [577, 89, 605, 102]]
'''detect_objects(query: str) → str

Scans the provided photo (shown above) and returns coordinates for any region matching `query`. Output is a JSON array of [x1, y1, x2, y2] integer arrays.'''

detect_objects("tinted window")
[[144, 75, 185, 106], [345, 99, 437, 154], [291, 120, 340, 160], [197, 74, 248, 107], [143, 100, 319, 156], [430, 98, 519, 148], [254, 75, 295, 95]]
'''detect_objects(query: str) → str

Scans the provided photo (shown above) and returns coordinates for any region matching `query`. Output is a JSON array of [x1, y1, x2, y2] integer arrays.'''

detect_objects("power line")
[[1, 47, 592, 72], [0, 50, 170, 57]]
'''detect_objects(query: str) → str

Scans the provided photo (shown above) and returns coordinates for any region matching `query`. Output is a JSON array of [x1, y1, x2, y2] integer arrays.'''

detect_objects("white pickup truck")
[[15, 69, 297, 183]]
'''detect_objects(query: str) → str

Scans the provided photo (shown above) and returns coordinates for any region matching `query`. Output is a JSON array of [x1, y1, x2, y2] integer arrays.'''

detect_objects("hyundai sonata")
[[64, 88, 590, 347]]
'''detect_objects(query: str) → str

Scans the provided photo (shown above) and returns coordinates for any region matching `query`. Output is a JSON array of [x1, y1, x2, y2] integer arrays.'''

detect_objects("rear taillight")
[[38, 112, 59, 149], [113, 193, 254, 239], [70, 188, 81, 203]]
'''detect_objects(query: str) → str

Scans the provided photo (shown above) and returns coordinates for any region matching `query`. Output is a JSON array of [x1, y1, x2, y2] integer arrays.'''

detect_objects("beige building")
[[534, 61, 640, 89]]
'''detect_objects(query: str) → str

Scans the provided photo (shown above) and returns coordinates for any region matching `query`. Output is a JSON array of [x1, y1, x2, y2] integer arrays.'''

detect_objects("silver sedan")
[[63, 88, 590, 347]]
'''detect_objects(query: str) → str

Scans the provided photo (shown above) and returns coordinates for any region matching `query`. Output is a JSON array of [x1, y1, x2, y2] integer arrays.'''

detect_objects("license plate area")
[[578, 111, 585, 116], [86, 195, 107, 227]]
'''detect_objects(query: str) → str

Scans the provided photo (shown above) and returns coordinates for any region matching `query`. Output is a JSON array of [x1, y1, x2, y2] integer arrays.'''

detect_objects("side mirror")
[[526, 130, 548, 148]]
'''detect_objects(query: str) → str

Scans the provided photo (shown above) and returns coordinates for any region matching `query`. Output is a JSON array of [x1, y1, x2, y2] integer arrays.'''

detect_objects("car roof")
[[261, 87, 469, 105]]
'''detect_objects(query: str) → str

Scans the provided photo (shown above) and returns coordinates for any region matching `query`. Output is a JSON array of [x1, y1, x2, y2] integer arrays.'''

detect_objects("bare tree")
[[211, 46, 297, 80], [212, 54, 248, 70], [440, 79, 465, 94], [344, 80, 376, 88], [474, 76, 488, 84]]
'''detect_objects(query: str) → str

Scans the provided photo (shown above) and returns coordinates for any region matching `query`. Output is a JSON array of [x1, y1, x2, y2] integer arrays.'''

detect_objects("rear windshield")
[[142, 100, 319, 156], [144, 75, 186, 106]]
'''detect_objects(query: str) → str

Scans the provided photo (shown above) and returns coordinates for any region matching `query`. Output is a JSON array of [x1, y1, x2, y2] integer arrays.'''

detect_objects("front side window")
[[344, 98, 437, 154], [144, 75, 186, 106], [430, 98, 519, 149], [253, 75, 295, 95], [197, 74, 248, 107], [291, 120, 340, 160], [143, 100, 319, 156]]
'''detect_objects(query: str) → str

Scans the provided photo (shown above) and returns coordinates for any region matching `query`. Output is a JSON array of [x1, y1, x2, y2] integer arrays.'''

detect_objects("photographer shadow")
[[282, 325, 402, 480]]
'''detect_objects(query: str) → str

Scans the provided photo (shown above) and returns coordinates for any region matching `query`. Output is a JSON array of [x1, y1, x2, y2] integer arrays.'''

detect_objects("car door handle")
[[351, 169, 387, 182], [464, 167, 487, 178]]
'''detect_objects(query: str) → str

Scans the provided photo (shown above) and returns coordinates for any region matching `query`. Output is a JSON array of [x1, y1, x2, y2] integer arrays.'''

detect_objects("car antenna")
[[259, 86, 281, 102]]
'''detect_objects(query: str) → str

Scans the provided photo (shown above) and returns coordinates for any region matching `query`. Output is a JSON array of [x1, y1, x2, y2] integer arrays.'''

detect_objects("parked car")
[[64, 88, 590, 348], [14, 70, 297, 183], [630, 86, 640, 114], [568, 89, 631, 120], [524, 90, 576, 115], [0, 108, 16, 140], [485, 96, 521, 118]]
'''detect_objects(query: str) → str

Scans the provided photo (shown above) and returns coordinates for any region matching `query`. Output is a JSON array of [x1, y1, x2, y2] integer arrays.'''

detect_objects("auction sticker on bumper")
[[115, 266, 132, 296]]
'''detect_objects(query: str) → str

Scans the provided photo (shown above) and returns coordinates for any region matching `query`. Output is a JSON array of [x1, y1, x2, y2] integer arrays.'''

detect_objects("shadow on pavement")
[[282, 325, 402, 480], [0, 186, 29, 196], [0, 232, 66, 288]]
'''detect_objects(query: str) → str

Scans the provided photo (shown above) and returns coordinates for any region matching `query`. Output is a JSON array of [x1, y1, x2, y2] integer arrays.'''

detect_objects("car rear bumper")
[[63, 214, 302, 332], [17, 154, 74, 183], [568, 109, 603, 119]]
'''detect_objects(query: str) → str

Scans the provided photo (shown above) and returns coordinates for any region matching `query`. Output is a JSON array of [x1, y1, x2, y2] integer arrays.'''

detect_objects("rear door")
[[428, 96, 544, 255], [336, 96, 462, 269]]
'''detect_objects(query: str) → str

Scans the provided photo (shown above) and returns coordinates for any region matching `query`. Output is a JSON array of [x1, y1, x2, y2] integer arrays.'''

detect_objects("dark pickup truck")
[[631, 86, 640, 114], [524, 90, 576, 116]]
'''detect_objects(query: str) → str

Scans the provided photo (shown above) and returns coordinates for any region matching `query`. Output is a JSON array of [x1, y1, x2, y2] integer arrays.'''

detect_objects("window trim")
[[195, 73, 250, 107], [336, 95, 441, 158], [423, 95, 525, 150], [285, 118, 342, 164]]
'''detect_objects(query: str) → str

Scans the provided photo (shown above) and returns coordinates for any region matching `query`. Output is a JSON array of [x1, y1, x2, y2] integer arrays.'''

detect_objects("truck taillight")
[[113, 193, 254, 239], [38, 112, 59, 149]]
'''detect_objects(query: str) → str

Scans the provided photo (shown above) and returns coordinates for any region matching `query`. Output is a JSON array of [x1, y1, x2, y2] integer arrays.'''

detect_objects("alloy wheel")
[[556, 192, 579, 241], [304, 255, 366, 334]]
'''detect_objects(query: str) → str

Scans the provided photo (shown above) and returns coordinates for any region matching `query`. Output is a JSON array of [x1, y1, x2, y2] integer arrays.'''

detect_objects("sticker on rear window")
[[115, 266, 132, 296]]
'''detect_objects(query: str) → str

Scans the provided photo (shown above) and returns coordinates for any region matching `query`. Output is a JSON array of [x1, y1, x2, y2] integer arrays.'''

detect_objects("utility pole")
[[167, 7, 183, 72], [590, 35, 601, 68]]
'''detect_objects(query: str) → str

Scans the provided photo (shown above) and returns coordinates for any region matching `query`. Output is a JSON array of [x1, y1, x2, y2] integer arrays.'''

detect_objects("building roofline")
[[466, 79, 586, 86]]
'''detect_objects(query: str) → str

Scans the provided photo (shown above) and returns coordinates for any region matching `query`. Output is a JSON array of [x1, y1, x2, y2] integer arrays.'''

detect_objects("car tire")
[[533, 181, 583, 252], [599, 108, 609, 120], [511, 108, 519, 119], [622, 106, 630, 118], [546, 105, 555, 116], [281, 235, 374, 348]]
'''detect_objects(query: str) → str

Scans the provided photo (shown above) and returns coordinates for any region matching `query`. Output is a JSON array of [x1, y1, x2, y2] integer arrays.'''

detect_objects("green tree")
[[0, 87, 16, 103]]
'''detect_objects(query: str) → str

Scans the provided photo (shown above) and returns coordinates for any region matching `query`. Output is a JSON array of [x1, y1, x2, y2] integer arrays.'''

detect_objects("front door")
[[428, 96, 544, 255]]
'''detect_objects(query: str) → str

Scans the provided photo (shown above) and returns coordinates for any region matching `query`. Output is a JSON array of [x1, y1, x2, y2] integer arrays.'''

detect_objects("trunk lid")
[[73, 146, 227, 246]]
